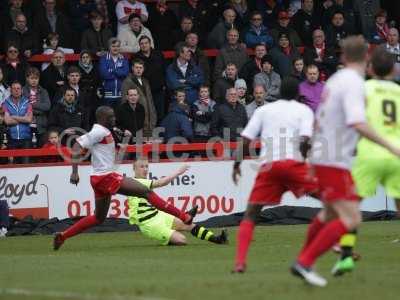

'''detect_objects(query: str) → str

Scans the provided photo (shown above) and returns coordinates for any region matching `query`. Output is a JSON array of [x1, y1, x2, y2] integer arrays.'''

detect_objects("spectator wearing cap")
[[148, 0, 178, 51], [246, 84, 266, 119], [81, 10, 113, 57], [4, 13, 38, 58], [115, 0, 148, 34], [166, 43, 204, 106], [270, 11, 302, 47], [136, 36, 167, 122], [291, 0, 322, 46], [98, 38, 129, 109], [370, 9, 390, 44], [118, 14, 154, 54], [213, 63, 238, 104], [186, 32, 211, 86], [207, 8, 237, 49], [269, 32, 300, 77], [253, 55, 281, 102], [243, 11, 273, 49], [213, 28, 249, 81], [303, 29, 338, 79], [299, 64, 324, 112], [33, 0, 73, 48], [172, 16, 195, 47], [325, 10, 353, 50], [1, 43, 29, 86]]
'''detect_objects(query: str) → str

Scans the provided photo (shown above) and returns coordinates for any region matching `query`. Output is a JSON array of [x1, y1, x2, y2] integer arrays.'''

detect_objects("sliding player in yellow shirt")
[[128, 158, 228, 246]]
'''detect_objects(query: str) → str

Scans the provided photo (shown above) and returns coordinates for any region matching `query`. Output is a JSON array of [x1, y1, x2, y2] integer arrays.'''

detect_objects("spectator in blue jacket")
[[243, 11, 273, 49], [161, 89, 193, 143], [166, 43, 204, 106], [98, 37, 129, 109], [2, 81, 33, 163]]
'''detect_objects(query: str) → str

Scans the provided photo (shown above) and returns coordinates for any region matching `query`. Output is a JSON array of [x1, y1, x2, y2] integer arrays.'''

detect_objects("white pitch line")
[[0, 288, 173, 300]]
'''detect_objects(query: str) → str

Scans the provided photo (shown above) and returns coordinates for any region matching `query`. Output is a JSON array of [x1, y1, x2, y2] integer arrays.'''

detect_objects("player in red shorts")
[[232, 78, 318, 273], [291, 36, 400, 287], [53, 106, 197, 250]]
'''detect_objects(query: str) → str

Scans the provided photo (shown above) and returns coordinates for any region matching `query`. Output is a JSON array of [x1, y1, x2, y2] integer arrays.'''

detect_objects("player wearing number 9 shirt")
[[53, 106, 198, 250], [127, 158, 228, 246], [353, 47, 400, 223]]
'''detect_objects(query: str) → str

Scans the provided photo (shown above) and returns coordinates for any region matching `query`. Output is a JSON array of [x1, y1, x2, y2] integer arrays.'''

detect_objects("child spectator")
[[22, 67, 51, 146], [39, 130, 65, 163], [191, 86, 216, 142]]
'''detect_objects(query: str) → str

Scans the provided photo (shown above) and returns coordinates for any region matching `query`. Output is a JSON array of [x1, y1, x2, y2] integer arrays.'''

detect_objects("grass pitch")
[[0, 221, 399, 300]]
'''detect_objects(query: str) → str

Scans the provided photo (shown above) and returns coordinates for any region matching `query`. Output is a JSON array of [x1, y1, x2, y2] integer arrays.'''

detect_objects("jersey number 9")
[[382, 100, 397, 125]]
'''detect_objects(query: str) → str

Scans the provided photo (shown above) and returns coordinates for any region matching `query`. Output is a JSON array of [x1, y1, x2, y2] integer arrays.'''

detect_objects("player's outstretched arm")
[[152, 165, 190, 188], [353, 122, 400, 157], [70, 141, 83, 185]]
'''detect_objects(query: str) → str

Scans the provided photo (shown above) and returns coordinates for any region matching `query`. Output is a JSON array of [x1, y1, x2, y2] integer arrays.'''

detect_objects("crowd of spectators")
[[0, 0, 399, 163]]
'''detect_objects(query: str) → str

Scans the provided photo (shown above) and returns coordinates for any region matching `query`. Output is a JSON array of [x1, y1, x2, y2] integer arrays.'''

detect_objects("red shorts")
[[313, 165, 360, 203], [90, 172, 124, 198], [248, 160, 318, 205]]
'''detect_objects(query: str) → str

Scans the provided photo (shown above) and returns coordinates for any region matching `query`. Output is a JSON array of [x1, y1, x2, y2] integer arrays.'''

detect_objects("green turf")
[[0, 221, 399, 300]]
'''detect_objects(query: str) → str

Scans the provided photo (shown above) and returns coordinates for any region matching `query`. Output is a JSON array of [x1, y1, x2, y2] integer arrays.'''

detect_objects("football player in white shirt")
[[53, 106, 197, 250], [291, 36, 400, 287], [232, 77, 318, 273]]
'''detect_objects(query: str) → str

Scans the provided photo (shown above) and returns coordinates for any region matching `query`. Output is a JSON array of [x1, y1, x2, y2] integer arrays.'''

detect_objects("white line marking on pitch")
[[0, 288, 173, 300]]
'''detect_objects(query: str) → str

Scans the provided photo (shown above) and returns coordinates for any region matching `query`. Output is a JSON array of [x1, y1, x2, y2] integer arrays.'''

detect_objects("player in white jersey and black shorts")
[[291, 36, 400, 287], [53, 106, 197, 250]]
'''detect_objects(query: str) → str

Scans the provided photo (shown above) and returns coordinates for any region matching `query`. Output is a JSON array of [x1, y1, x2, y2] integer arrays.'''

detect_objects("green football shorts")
[[352, 158, 400, 199], [138, 211, 175, 245]]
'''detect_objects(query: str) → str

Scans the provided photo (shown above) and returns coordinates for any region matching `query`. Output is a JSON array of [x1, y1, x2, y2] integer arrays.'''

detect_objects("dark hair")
[[46, 32, 59, 46], [138, 35, 151, 44], [64, 87, 77, 96], [199, 85, 210, 91], [305, 64, 319, 72], [26, 67, 41, 78], [250, 11, 263, 19], [371, 45, 395, 77], [67, 66, 81, 76], [280, 77, 299, 100], [292, 56, 303, 65], [128, 13, 141, 23], [131, 58, 145, 67], [89, 10, 104, 20], [174, 89, 186, 95]]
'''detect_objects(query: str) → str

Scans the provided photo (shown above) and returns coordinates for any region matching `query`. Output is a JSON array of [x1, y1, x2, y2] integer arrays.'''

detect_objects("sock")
[[62, 215, 101, 240], [191, 225, 218, 243], [235, 219, 255, 267], [147, 191, 188, 222], [340, 230, 357, 259], [300, 216, 325, 253], [298, 219, 348, 267]]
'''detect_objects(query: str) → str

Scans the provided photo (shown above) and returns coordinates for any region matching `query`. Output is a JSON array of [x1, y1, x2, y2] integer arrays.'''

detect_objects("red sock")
[[300, 217, 325, 254], [298, 219, 348, 267], [235, 219, 255, 267], [147, 191, 187, 222], [62, 215, 101, 240]]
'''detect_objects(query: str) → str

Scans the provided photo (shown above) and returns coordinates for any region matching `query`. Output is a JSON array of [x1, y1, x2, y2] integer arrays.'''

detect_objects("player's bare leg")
[[54, 196, 111, 250], [118, 177, 197, 224], [172, 218, 228, 245], [168, 231, 188, 246], [233, 204, 263, 273], [391, 198, 400, 243]]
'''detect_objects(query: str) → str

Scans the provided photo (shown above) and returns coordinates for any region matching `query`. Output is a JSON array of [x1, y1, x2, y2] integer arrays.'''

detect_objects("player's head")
[[133, 157, 149, 178], [280, 77, 299, 101], [95, 106, 115, 129], [340, 35, 368, 65], [370, 45, 395, 79]]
